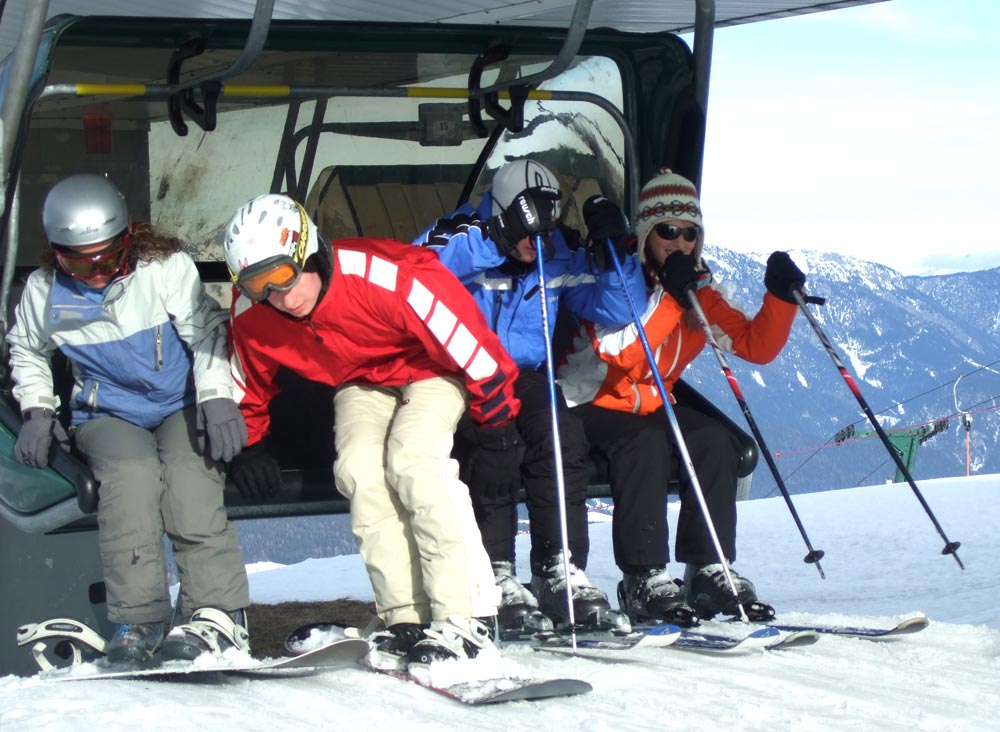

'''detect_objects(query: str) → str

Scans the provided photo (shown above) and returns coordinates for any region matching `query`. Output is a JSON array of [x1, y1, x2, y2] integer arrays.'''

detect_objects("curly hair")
[[40, 222, 184, 271]]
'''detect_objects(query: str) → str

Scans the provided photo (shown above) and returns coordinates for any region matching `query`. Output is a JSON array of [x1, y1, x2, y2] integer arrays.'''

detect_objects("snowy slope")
[[1, 475, 998, 731]]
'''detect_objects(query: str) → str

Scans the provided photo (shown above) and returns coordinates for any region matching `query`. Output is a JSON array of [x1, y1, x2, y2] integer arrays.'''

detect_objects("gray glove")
[[198, 398, 248, 463], [14, 408, 69, 469]]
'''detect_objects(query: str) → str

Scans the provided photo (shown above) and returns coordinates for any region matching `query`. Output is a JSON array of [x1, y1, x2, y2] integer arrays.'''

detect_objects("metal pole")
[[1, 0, 51, 184], [533, 234, 577, 648], [605, 241, 749, 622], [793, 290, 964, 570], [686, 292, 826, 578]]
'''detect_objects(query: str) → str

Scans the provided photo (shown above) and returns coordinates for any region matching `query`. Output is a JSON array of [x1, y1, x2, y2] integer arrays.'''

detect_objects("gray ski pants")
[[74, 407, 249, 624]]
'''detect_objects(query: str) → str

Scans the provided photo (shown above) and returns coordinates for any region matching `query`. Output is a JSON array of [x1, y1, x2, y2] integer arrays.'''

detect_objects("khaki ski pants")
[[333, 377, 500, 626]]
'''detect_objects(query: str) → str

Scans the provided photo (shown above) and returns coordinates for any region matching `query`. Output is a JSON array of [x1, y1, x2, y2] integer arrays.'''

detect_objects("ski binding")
[[16, 618, 108, 671]]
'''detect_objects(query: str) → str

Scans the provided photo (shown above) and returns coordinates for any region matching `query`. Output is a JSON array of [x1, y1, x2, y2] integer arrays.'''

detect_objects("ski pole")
[[604, 240, 750, 622], [792, 289, 964, 570], [685, 291, 826, 578], [533, 234, 578, 646]]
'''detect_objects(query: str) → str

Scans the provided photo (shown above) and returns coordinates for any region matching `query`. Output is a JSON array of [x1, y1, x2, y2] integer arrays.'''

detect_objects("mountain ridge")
[[691, 246, 1000, 497]]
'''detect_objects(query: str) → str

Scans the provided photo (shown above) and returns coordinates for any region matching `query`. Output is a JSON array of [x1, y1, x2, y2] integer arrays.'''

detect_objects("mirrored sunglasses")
[[654, 223, 700, 243], [53, 234, 131, 281], [235, 257, 302, 302]]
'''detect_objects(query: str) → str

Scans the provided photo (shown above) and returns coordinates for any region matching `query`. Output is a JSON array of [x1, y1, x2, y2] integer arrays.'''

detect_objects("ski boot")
[[684, 563, 775, 622], [106, 621, 165, 665], [618, 567, 700, 628], [160, 607, 250, 661], [531, 553, 629, 633], [16, 618, 109, 672], [491, 560, 554, 640], [407, 616, 499, 666]]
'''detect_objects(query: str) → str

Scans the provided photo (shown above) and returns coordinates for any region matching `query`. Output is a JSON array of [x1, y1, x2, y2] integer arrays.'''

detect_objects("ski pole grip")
[[795, 288, 826, 306]]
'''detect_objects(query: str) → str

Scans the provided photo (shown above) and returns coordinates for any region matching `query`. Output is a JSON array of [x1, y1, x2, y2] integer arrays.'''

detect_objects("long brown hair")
[[40, 222, 184, 272]]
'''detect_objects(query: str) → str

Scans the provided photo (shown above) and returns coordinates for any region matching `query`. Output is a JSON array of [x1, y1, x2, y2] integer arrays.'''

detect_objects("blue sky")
[[691, 0, 999, 276]]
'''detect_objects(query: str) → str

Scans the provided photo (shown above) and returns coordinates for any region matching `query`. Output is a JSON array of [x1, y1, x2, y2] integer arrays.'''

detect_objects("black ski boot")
[[491, 560, 553, 638], [618, 568, 700, 628], [684, 563, 775, 621], [531, 553, 626, 631]]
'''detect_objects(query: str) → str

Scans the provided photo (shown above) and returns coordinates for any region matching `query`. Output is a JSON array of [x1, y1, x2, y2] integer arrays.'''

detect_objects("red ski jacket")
[[230, 237, 521, 444]]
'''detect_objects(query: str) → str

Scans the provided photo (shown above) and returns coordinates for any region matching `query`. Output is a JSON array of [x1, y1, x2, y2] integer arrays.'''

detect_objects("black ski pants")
[[572, 402, 741, 569], [457, 368, 590, 574]]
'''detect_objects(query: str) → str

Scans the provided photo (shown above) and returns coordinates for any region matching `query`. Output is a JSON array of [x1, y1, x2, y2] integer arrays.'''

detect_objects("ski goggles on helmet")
[[654, 223, 701, 243], [53, 233, 131, 281], [234, 255, 302, 302]]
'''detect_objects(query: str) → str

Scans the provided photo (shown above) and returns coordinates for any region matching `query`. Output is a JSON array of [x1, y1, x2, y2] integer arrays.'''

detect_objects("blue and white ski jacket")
[[7, 252, 233, 429], [413, 193, 647, 369]]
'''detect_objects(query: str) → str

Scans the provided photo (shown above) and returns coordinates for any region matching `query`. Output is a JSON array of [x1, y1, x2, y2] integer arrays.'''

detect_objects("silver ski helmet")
[[42, 174, 129, 248], [490, 158, 562, 220]]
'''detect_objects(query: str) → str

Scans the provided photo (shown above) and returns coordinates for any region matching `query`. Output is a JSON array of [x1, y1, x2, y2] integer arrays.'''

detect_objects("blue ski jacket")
[[8, 252, 233, 429], [413, 193, 647, 369]]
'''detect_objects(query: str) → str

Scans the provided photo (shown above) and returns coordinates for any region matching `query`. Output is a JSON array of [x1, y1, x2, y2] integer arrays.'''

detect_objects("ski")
[[529, 623, 681, 652], [766, 614, 929, 639], [39, 638, 370, 682], [672, 626, 820, 653], [532, 624, 817, 655]]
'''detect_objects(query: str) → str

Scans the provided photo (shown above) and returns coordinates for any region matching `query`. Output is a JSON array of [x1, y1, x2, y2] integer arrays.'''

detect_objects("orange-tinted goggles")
[[53, 234, 131, 281], [235, 256, 302, 302]]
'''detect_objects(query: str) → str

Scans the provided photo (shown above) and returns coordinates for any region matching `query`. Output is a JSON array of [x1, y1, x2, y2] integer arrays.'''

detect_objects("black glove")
[[466, 423, 525, 502], [655, 251, 701, 309], [198, 398, 248, 463], [582, 195, 631, 271], [13, 408, 69, 469], [228, 440, 283, 500], [764, 251, 806, 304], [487, 186, 561, 257], [424, 213, 475, 248]]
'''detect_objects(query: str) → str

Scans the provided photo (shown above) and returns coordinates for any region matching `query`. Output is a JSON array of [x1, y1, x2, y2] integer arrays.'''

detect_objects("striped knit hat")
[[634, 167, 704, 265]]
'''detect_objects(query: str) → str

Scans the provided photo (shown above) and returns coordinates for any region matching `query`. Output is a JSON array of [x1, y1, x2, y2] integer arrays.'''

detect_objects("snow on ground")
[[1, 475, 998, 731]]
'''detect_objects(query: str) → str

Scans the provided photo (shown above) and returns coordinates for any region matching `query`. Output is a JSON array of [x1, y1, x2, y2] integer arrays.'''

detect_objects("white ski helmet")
[[42, 174, 129, 248], [222, 194, 320, 283], [490, 158, 561, 219]]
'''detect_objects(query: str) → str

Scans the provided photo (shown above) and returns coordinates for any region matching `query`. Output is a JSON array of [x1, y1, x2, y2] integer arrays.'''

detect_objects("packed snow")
[[1, 475, 998, 731]]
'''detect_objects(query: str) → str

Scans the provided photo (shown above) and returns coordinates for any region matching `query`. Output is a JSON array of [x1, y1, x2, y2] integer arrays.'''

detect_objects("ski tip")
[[896, 616, 930, 633], [748, 626, 781, 639], [645, 623, 683, 637], [769, 630, 821, 649]]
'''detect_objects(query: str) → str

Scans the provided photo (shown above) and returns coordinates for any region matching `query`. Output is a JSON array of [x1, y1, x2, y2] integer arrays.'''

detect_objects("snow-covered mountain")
[[689, 247, 1000, 498]]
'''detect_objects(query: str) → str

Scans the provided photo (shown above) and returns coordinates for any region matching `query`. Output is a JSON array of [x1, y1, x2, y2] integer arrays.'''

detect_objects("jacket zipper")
[[154, 325, 163, 370]]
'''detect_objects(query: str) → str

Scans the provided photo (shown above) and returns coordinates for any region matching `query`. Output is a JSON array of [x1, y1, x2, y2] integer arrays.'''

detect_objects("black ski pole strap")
[[794, 288, 826, 306]]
